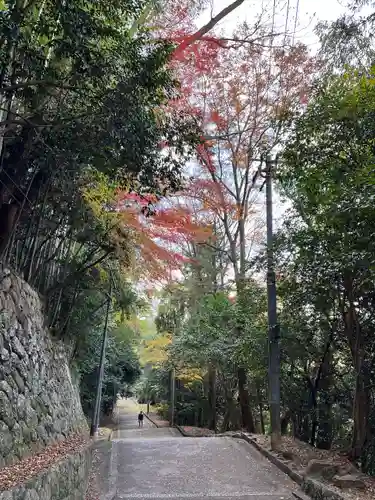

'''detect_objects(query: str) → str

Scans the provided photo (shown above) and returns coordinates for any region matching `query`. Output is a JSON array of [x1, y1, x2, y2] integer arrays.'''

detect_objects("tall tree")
[[316, 0, 375, 69], [277, 68, 375, 465]]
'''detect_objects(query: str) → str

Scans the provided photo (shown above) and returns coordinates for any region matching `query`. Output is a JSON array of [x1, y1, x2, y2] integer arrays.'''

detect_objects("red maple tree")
[[114, 1, 252, 280], [115, 1, 315, 283], [115, 191, 211, 281]]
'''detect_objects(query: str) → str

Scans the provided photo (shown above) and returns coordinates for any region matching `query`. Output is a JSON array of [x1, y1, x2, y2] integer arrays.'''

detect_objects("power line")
[[292, 0, 300, 45], [283, 0, 291, 46]]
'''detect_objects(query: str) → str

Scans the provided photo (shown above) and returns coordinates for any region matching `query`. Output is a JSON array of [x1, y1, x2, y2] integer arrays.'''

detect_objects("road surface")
[[105, 399, 296, 500]]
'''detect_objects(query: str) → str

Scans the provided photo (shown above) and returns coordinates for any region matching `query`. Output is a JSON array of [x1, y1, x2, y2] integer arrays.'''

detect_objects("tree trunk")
[[23, 183, 51, 281], [349, 367, 370, 461], [292, 413, 299, 438], [316, 349, 334, 450], [306, 376, 318, 447], [316, 393, 334, 450], [310, 414, 318, 447], [281, 410, 292, 435], [221, 408, 230, 433], [237, 367, 255, 433], [301, 415, 310, 443], [294, 411, 310, 443], [342, 274, 369, 462], [256, 381, 265, 434], [0, 203, 18, 257], [208, 365, 217, 432], [221, 383, 238, 432]]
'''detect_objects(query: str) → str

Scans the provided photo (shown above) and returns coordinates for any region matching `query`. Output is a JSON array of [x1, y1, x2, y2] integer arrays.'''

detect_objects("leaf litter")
[[248, 434, 375, 500], [0, 433, 89, 491]]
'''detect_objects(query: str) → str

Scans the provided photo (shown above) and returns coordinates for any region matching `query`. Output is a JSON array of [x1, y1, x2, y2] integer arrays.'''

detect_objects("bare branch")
[[174, 0, 246, 53], [0, 80, 80, 94]]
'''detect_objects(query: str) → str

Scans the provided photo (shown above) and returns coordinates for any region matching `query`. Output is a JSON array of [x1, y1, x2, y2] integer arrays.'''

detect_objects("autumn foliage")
[[171, 21, 317, 270], [114, 1, 317, 282], [115, 191, 211, 280]]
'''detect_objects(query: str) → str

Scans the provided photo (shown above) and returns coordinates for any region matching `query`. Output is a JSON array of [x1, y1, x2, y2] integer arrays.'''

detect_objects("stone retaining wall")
[[0, 446, 92, 500], [0, 266, 88, 467]]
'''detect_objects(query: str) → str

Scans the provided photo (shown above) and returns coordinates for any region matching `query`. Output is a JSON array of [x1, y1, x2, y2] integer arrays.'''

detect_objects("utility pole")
[[265, 154, 281, 449], [90, 281, 112, 437]]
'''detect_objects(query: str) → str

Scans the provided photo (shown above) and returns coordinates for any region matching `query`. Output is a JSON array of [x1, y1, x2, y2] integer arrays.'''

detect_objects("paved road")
[[105, 400, 296, 500]]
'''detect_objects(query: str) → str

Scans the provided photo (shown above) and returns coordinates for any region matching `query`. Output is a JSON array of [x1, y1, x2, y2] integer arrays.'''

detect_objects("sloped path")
[[105, 399, 296, 500]]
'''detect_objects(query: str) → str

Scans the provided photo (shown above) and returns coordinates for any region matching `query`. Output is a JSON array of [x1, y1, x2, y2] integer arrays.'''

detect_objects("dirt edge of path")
[[239, 433, 375, 500]]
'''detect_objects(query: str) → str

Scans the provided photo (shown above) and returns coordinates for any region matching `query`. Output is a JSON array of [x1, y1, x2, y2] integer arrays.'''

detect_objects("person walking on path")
[[138, 410, 144, 427]]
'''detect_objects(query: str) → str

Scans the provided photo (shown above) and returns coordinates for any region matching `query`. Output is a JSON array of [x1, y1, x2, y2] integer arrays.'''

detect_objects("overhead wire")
[[264, 0, 292, 148], [265, 0, 277, 94], [283, 0, 291, 47], [292, 0, 300, 45]]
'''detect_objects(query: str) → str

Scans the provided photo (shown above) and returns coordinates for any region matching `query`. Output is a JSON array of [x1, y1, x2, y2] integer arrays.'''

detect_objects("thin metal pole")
[[90, 283, 112, 437], [265, 155, 281, 449]]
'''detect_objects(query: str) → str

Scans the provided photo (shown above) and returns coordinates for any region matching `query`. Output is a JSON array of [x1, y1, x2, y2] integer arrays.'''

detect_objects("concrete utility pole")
[[90, 281, 112, 437], [264, 155, 281, 449]]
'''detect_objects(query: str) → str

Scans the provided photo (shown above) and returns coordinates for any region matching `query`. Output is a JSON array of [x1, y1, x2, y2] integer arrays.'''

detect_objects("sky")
[[199, 0, 347, 45]]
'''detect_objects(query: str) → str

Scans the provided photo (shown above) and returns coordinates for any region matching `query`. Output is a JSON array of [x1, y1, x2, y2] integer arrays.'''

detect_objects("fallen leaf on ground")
[[0, 433, 89, 492]]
